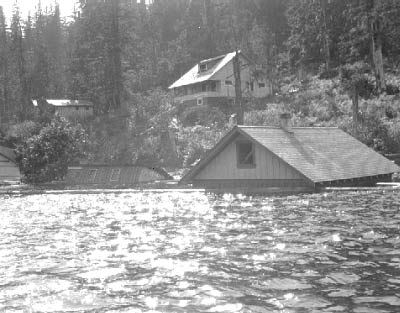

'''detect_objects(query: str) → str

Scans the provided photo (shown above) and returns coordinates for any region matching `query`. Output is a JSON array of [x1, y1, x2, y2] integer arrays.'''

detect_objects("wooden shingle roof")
[[182, 126, 400, 184]]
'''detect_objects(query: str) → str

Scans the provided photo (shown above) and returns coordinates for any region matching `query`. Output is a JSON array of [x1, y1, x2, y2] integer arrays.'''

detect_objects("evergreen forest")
[[1, 0, 400, 182]]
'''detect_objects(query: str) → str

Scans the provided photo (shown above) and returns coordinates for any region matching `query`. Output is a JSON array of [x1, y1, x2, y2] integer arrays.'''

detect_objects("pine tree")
[[0, 7, 8, 121], [10, 5, 29, 118], [69, 0, 123, 113]]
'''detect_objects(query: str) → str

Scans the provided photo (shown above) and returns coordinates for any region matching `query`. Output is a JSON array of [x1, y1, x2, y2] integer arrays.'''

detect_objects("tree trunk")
[[352, 86, 359, 136], [110, 0, 122, 110], [320, 0, 330, 71], [370, 0, 385, 92], [203, 0, 215, 57], [15, 21, 29, 114], [233, 50, 243, 125]]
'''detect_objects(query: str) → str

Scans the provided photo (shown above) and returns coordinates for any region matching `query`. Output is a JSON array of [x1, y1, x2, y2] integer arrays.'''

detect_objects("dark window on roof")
[[236, 141, 255, 168], [199, 64, 207, 72], [72, 171, 81, 180], [87, 169, 97, 182], [110, 168, 121, 182]]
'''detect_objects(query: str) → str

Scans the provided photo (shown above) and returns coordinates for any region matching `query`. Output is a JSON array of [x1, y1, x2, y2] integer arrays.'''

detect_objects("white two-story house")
[[169, 51, 271, 106]]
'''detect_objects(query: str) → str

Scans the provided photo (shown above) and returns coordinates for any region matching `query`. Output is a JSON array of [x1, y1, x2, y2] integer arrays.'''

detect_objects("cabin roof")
[[0, 146, 16, 163], [169, 51, 251, 89], [182, 126, 400, 184], [68, 164, 173, 180], [32, 99, 94, 107]]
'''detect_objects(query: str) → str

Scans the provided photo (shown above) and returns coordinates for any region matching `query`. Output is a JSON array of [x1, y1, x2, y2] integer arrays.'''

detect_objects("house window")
[[87, 169, 98, 182], [225, 80, 233, 86], [199, 63, 207, 72], [197, 98, 203, 105], [110, 168, 121, 182], [236, 141, 255, 168], [210, 81, 217, 92], [258, 82, 266, 88], [202, 83, 207, 92]]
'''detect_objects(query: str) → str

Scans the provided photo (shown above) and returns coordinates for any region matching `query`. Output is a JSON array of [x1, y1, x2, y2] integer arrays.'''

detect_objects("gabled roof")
[[182, 126, 400, 184], [169, 51, 251, 89], [0, 146, 17, 163], [32, 99, 94, 107]]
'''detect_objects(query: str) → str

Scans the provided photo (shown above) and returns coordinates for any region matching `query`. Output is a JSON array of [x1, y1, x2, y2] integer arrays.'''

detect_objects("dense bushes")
[[8, 116, 87, 183]]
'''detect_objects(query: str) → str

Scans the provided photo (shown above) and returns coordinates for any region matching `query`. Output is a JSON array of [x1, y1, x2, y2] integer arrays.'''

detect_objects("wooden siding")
[[0, 155, 20, 182], [211, 56, 271, 98], [194, 134, 305, 181], [193, 179, 309, 189]]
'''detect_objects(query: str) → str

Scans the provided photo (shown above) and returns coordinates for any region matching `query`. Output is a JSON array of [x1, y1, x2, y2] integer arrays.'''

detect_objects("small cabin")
[[180, 126, 400, 192], [65, 164, 172, 187], [0, 146, 21, 184], [32, 99, 94, 119]]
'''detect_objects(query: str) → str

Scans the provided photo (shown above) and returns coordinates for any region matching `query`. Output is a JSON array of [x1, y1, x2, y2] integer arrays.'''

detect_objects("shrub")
[[180, 106, 226, 127], [15, 116, 87, 183], [176, 125, 228, 167]]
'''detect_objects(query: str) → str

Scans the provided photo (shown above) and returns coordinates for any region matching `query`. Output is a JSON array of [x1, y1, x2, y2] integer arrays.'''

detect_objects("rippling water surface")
[[1, 190, 400, 312]]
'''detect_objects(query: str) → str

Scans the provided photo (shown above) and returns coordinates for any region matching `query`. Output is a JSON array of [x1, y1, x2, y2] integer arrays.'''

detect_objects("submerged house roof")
[[0, 146, 17, 163], [169, 51, 251, 89], [32, 99, 94, 107], [66, 164, 172, 186], [182, 126, 400, 184]]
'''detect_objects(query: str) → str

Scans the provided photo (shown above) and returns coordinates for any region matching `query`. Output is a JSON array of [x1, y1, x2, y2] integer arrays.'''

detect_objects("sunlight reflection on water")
[[1, 190, 400, 312]]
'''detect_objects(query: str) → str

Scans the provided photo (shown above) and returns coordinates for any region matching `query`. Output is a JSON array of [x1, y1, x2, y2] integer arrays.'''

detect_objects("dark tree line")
[[1, 0, 400, 124]]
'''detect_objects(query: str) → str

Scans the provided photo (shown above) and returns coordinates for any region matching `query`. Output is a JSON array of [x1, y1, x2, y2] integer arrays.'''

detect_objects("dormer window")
[[199, 63, 207, 72]]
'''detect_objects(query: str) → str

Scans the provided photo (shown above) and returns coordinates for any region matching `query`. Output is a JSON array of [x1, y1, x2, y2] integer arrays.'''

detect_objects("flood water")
[[1, 190, 400, 313]]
